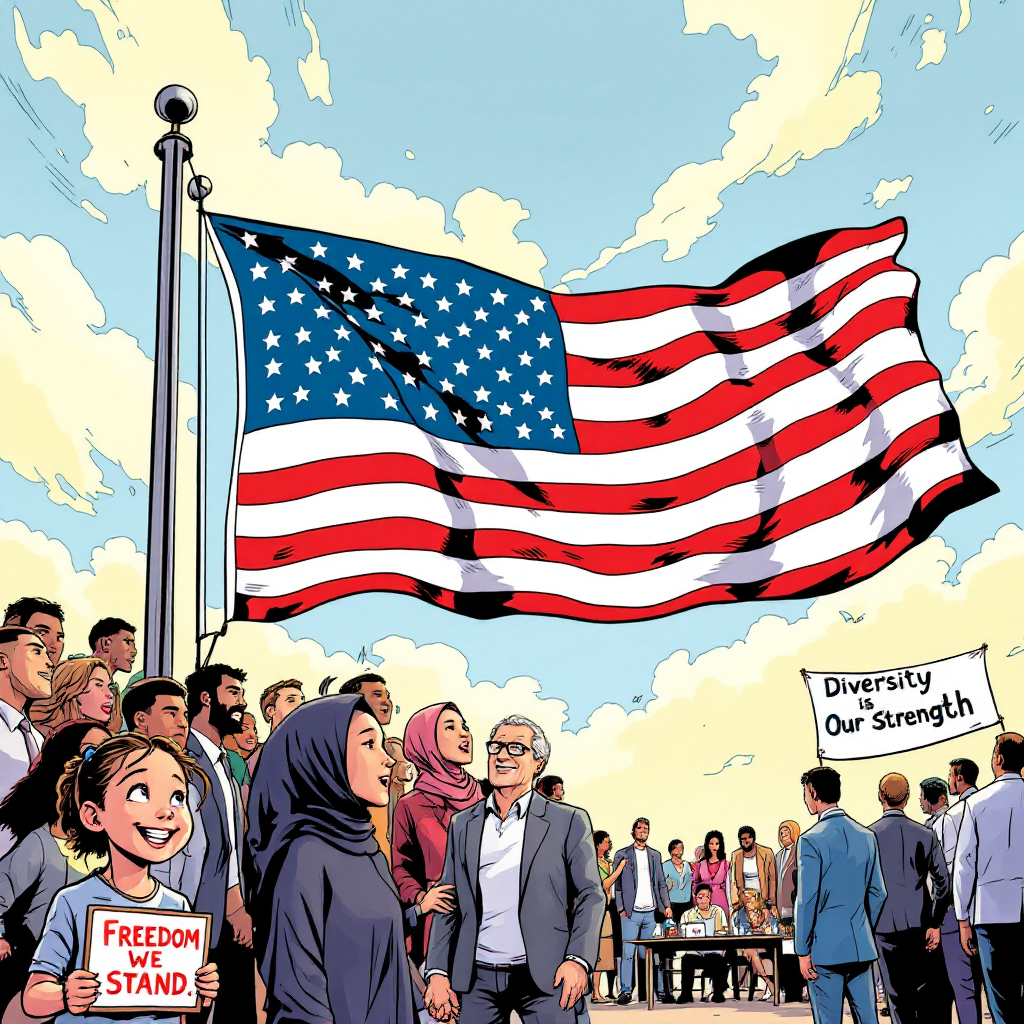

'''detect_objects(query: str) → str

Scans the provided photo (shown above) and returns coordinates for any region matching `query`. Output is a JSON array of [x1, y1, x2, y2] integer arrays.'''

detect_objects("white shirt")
[[933, 787, 977, 874], [0, 700, 44, 858], [633, 846, 655, 911], [742, 853, 760, 892], [476, 790, 531, 965], [192, 729, 240, 890]]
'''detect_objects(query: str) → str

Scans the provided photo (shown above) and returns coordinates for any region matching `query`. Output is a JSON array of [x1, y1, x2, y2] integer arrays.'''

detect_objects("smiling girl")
[[29, 659, 122, 737], [22, 733, 218, 1023]]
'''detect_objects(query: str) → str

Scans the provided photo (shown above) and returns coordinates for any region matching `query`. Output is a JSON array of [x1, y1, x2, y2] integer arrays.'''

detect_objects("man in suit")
[[424, 714, 603, 1023], [184, 663, 254, 1023], [869, 773, 950, 1023], [934, 758, 983, 1024], [953, 731, 1024, 1024], [795, 766, 886, 1024], [612, 819, 674, 1004]]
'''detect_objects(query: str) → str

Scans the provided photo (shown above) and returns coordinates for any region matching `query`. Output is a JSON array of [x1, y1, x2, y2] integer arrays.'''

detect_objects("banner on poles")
[[801, 647, 1000, 761]]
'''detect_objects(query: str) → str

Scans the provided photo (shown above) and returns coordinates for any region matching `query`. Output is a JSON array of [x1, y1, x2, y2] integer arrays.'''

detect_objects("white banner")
[[802, 647, 1000, 761]]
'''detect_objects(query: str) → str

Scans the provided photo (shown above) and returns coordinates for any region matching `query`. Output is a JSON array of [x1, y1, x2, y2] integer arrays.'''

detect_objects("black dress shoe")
[[711, 993, 727, 1002], [659, 993, 676, 1004], [677, 994, 694, 1003], [616, 993, 631, 1005]]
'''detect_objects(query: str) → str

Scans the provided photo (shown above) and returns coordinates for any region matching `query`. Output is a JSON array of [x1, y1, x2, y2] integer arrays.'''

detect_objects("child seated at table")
[[732, 888, 780, 1002]]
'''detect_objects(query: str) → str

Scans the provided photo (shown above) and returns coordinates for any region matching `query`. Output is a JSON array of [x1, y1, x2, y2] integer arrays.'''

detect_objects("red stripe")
[[575, 339, 939, 456], [234, 469, 972, 624], [235, 418, 952, 575], [551, 221, 906, 325], [236, 369, 947, 515], [565, 259, 907, 388]]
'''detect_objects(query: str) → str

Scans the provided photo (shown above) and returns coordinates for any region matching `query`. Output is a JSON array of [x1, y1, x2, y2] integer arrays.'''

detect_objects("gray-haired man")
[[424, 715, 604, 1023]]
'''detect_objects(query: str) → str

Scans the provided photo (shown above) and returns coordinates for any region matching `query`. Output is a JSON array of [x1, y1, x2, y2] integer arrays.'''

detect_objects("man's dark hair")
[[184, 663, 247, 721], [631, 817, 650, 836], [694, 883, 712, 896], [919, 777, 948, 804], [537, 775, 563, 797], [994, 732, 1024, 774], [3, 597, 64, 626], [339, 672, 387, 694], [88, 617, 136, 651], [122, 677, 188, 732], [738, 825, 756, 841], [0, 626, 37, 647], [801, 766, 841, 804], [668, 839, 684, 855], [949, 758, 980, 787]]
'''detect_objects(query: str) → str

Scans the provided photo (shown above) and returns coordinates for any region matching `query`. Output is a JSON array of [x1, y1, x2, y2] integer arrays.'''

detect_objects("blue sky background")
[[1, 0, 1021, 726]]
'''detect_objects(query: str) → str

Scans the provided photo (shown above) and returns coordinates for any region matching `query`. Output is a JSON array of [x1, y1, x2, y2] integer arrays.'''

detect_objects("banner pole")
[[144, 85, 197, 679]]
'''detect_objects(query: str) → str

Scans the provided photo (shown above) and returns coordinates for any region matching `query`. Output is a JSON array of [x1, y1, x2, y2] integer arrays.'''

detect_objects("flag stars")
[[263, 330, 280, 349], [326, 347, 341, 361], [315, 306, 331, 319], [371, 342, 385, 355], [539, 407, 554, 420], [456, 279, 472, 296], [473, 308, 489, 322], [382, 394, 398, 410], [317, 277, 332, 292], [349, 367, 367, 385], [280, 256, 297, 273], [537, 333, 552, 349], [296, 327, 311, 344], [335, 325, 351, 341], [454, 410, 467, 426], [496, 327, 512, 342], [392, 328, 408, 344], [437, 297, 452, 312], [456, 323, 471, 337], [311, 241, 328, 259], [423, 404, 438, 420], [369, 357, 383, 371], [397, 293, 414, 308], [366, 305, 384, 322], [242, 232, 258, 249], [435, 333, 451, 349], [421, 272, 436, 289], [347, 254, 364, 270], [537, 370, 553, 386], [519, 351, 534, 366], [551, 424, 566, 440], [478, 414, 493, 432], [477, 345, 492, 360], [516, 423, 532, 439], [530, 297, 546, 312], [491, 288, 507, 305], [515, 310, 530, 325], [416, 351, 432, 366], [305, 357, 322, 375], [341, 287, 357, 303], [293, 386, 310, 403], [334, 387, 350, 406], [454, 360, 470, 376], [496, 367, 512, 382], [413, 313, 429, 328], [520, 390, 535, 405], [266, 393, 282, 411], [370, 277, 387, 293], [497, 401, 513, 416], [258, 296, 275, 315], [392, 264, 408, 279], [474, 386, 491, 403], [402, 371, 418, 387], [288, 287, 305, 304], [440, 378, 455, 393], [265, 359, 282, 377], [251, 263, 268, 280]]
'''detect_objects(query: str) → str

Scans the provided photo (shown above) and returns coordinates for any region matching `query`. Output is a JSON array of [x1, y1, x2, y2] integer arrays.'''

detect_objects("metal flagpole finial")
[[155, 85, 198, 127], [187, 175, 212, 203]]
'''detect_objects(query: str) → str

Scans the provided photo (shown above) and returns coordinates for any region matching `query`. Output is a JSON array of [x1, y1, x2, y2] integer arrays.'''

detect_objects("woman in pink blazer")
[[391, 702, 483, 964]]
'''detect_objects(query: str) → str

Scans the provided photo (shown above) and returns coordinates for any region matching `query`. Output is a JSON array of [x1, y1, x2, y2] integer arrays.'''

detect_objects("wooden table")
[[627, 934, 786, 1009]]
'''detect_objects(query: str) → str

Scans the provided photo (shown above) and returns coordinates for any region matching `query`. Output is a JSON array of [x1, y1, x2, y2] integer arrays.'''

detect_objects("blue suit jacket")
[[794, 808, 886, 966]]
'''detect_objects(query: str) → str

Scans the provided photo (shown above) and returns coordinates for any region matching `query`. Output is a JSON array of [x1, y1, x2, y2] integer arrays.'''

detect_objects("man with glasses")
[[424, 715, 604, 1023]]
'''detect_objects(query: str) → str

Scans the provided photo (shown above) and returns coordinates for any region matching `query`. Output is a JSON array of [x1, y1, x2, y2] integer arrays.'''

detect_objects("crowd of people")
[[0, 594, 1021, 1024]]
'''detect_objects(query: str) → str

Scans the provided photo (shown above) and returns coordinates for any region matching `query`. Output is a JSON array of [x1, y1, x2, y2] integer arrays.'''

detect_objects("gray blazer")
[[185, 732, 245, 940], [612, 845, 671, 918], [869, 809, 949, 933], [425, 793, 604, 994]]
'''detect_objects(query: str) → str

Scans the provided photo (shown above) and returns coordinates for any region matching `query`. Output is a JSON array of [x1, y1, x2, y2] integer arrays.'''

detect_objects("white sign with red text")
[[84, 907, 212, 1013]]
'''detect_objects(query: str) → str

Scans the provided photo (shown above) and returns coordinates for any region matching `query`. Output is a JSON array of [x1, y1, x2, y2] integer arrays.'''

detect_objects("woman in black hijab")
[[247, 694, 415, 1024]]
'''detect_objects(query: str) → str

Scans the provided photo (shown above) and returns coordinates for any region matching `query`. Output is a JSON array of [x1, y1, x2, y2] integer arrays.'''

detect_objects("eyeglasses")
[[485, 741, 530, 757]]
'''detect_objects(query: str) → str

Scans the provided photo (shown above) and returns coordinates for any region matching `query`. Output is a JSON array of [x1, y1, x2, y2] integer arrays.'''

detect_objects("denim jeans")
[[618, 909, 657, 995]]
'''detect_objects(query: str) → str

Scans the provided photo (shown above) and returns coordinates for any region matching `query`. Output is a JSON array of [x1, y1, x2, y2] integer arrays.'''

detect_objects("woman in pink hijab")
[[392, 702, 483, 965]]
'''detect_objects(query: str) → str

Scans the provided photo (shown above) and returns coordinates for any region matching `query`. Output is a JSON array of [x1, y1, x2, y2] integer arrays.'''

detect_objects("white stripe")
[[239, 330, 940, 486], [235, 442, 971, 606], [236, 390, 955, 547], [568, 271, 915, 422], [561, 233, 905, 359]]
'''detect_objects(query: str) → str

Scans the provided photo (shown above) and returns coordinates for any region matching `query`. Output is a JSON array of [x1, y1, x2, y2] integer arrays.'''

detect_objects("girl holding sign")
[[22, 733, 219, 1024]]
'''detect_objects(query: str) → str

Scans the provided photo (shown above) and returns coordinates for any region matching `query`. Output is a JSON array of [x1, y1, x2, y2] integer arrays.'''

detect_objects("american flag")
[[208, 215, 996, 624]]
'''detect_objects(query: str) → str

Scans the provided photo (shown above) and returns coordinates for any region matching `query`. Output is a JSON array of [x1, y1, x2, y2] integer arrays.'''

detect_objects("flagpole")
[[145, 85, 197, 679], [187, 173, 212, 671]]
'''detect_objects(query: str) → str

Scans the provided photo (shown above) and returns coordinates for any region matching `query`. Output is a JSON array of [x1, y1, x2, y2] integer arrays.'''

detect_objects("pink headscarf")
[[403, 702, 482, 813]]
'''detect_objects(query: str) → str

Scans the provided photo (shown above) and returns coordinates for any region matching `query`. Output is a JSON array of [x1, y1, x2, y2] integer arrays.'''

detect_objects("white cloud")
[[917, 29, 947, 70], [945, 231, 1024, 445], [871, 175, 912, 208], [297, 11, 332, 106], [563, 0, 883, 281]]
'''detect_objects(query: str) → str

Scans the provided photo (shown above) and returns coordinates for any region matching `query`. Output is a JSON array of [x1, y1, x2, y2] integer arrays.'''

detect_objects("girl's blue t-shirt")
[[31, 872, 192, 1024]]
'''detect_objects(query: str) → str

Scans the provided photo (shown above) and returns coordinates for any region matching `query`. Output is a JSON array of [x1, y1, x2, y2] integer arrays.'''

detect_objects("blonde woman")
[[732, 889, 779, 1001], [775, 819, 801, 928], [28, 658, 121, 737]]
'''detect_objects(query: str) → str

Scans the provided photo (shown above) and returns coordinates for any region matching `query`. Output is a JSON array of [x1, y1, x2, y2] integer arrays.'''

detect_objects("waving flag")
[[208, 215, 996, 624]]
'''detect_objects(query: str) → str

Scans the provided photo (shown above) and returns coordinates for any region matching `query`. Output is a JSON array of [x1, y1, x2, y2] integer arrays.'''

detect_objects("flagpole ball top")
[[188, 175, 213, 202], [155, 85, 197, 125]]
